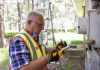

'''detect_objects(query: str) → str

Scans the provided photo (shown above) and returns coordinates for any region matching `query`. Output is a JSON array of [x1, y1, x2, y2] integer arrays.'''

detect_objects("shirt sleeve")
[[9, 37, 31, 70]]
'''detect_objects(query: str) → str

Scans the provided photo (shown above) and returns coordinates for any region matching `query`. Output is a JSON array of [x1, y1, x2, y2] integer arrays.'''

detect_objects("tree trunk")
[[17, 0, 21, 32], [0, 0, 4, 47], [28, 0, 30, 11], [32, 0, 34, 10]]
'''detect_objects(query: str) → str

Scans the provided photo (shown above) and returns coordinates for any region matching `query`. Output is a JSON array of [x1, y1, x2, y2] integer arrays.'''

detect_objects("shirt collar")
[[26, 31, 39, 42]]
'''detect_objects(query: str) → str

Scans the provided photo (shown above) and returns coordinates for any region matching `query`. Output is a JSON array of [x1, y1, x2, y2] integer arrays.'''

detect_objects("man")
[[9, 11, 66, 70]]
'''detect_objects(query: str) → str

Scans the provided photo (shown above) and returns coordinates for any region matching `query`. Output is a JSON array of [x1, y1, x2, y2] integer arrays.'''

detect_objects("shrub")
[[67, 28, 76, 33], [70, 40, 83, 45], [5, 32, 18, 38]]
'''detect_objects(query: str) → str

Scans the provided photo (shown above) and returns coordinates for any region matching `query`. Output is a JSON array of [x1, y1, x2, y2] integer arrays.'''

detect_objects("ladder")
[[34, 0, 56, 47]]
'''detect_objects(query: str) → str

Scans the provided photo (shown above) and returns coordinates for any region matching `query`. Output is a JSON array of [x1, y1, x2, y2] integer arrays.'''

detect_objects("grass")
[[70, 40, 83, 45], [48, 40, 83, 47], [47, 32, 84, 47], [5, 32, 18, 38], [0, 48, 9, 67]]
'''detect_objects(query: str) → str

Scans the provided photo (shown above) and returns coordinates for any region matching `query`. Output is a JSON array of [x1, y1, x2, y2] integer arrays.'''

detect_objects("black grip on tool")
[[56, 40, 67, 50], [48, 49, 60, 62]]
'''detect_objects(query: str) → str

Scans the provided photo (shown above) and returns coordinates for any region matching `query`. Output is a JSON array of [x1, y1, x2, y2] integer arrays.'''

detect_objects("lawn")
[[0, 48, 9, 68], [48, 32, 84, 47]]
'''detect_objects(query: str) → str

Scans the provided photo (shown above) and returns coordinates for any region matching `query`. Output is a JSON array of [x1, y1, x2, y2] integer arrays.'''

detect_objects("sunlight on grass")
[[54, 32, 83, 41], [0, 48, 9, 67], [48, 32, 84, 47]]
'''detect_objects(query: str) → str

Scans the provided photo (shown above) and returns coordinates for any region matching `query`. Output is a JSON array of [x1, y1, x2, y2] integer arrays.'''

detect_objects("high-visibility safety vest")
[[11, 29, 46, 70]]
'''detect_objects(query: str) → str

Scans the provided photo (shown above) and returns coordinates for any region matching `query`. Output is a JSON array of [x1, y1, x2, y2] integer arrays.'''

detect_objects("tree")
[[17, 0, 21, 32], [0, 0, 4, 47], [32, 0, 34, 10]]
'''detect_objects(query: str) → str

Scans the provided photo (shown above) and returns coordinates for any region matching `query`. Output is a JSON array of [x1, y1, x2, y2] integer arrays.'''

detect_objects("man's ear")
[[28, 20, 32, 24]]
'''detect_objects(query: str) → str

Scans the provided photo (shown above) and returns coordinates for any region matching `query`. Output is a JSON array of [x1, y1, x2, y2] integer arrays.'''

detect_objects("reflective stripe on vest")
[[15, 30, 46, 60]]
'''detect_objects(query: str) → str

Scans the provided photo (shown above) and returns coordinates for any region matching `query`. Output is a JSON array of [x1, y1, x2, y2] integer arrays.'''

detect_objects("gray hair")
[[26, 11, 43, 23]]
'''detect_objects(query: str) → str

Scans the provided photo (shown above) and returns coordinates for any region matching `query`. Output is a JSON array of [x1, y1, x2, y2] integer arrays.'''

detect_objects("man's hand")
[[48, 49, 62, 62], [56, 40, 67, 51]]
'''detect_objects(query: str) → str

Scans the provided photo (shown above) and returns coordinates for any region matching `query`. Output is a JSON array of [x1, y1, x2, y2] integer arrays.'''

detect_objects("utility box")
[[77, 17, 88, 34], [87, 11, 100, 48], [86, 0, 100, 48]]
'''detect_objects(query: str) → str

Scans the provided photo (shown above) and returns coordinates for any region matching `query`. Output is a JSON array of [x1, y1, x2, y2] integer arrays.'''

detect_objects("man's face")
[[31, 15, 44, 35]]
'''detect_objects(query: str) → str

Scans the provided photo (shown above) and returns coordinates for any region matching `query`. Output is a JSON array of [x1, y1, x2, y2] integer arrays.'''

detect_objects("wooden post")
[[82, 5, 86, 49]]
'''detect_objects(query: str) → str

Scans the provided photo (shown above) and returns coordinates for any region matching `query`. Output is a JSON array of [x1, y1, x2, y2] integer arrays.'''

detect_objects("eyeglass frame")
[[32, 20, 44, 28]]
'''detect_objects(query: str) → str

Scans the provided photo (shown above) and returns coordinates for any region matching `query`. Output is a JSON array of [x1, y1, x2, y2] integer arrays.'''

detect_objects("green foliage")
[[70, 40, 83, 45], [5, 32, 18, 38], [67, 28, 76, 33]]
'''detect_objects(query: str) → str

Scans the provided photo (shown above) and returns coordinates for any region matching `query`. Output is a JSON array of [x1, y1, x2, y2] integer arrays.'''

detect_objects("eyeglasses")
[[32, 21, 44, 28]]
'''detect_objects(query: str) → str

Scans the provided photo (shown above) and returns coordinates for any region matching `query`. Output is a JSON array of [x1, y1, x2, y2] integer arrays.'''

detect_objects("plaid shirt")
[[9, 31, 41, 70]]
